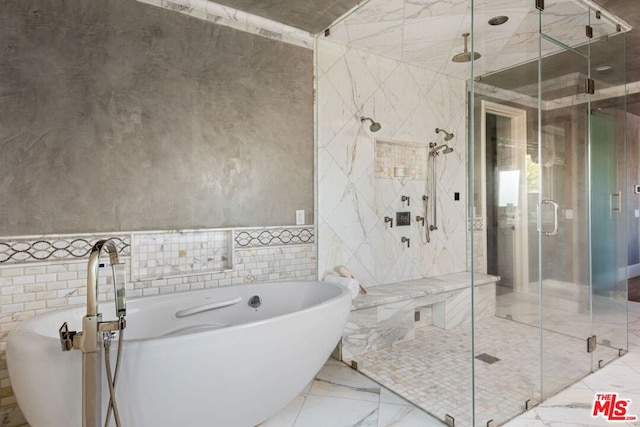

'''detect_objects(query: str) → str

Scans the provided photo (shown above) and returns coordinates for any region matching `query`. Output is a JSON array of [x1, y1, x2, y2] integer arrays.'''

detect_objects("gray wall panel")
[[0, 0, 314, 235]]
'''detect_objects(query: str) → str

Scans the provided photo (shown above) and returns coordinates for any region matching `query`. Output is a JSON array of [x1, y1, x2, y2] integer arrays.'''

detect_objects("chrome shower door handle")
[[611, 191, 622, 213], [537, 199, 559, 236]]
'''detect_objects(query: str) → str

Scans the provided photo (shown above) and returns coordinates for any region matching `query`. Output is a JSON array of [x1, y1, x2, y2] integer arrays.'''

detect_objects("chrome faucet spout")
[[58, 239, 127, 427], [83, 240, 126, 427], [86, 240, 119, 317]]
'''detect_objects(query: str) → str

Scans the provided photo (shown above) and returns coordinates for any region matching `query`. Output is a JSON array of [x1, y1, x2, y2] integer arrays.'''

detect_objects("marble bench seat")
[[337, 272, 500, 363]]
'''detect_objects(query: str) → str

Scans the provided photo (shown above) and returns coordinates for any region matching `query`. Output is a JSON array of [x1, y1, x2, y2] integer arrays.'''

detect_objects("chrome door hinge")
[[585, 78, 595, 94], [587, 335, 597, 353], [535, 0, 544, 11], [586, 25, 593, 38]]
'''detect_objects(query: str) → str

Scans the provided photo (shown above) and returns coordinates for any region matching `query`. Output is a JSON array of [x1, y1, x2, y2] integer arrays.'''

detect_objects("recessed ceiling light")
[[488, 16, 509, 26], [596, 64, 613, 72]]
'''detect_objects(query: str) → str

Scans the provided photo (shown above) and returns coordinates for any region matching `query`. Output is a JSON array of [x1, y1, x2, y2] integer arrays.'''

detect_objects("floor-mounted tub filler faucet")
[[58, 239, 127, 427]]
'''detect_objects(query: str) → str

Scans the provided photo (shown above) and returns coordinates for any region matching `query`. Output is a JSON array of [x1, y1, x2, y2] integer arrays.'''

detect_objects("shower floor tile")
[[352, 316, 619, 427]]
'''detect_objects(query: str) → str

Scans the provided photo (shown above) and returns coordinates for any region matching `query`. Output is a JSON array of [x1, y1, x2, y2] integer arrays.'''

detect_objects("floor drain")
[[475, 353, 500, 364]]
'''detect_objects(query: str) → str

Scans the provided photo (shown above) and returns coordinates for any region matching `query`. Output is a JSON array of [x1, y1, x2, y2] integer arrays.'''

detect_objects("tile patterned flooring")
[[259, 358, 444, 427], [263, 301, 640, 427]]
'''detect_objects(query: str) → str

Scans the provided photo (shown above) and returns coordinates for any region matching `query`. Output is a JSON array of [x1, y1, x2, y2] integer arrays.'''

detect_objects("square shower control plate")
[[396, 212, 411, 226]]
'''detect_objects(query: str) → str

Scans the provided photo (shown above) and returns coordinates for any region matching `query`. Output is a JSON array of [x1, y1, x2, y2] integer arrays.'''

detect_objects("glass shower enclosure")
[[471, 0, 628, 424], [316, 0, 629, 425]]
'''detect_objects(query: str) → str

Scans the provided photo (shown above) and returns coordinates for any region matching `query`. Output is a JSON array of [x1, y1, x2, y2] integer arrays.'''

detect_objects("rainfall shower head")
[[452, 32, 481, 63], [435, 128, 454, 141], [361, 116, 381, 132]]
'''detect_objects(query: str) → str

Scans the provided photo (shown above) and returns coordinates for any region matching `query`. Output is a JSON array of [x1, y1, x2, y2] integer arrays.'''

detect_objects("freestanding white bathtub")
[[7, 280, 351, 427]]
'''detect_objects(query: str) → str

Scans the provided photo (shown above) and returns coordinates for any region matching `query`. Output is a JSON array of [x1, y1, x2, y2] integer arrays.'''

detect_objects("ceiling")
[[207, 0, 356, 34], [592, 0, 640, 115], [212, 0, 639, 112]]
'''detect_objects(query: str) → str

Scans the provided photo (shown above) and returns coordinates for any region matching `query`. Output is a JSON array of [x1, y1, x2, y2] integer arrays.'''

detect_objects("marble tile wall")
[[0, 226, 316, 426], [136, 0, 314, 49], [317, 38, 468, 287], [132, 230, 232, 280]]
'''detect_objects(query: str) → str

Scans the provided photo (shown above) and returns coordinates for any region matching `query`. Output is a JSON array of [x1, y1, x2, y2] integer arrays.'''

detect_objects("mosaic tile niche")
[[0, 225, 316, 426], [375, 139, 427, 180]]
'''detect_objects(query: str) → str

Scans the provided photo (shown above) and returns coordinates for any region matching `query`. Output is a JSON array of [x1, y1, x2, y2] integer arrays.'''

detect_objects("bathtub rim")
[[8, 280, 350, 346]]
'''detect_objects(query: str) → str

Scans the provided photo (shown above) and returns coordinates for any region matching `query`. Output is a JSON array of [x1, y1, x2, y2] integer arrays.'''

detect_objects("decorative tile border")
[[136, 0, 314, 49], [0, 226, 316, 267], [0, 236, 130, 265], [234, 227, 315, 248]]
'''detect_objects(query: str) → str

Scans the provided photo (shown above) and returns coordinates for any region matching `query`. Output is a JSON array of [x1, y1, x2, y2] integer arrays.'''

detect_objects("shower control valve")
[[401, 237, 410, 248], [384, 216, 393, 228], [416, 216, 425, 226], [401, 195, 410, 206]]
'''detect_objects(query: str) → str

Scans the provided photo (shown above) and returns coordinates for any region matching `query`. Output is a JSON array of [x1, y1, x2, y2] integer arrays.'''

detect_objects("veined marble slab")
[[136, 0, 314, 49], [342, 299, 416, 362], [352, 272, 499, 310], [341, 272, 499, 361]]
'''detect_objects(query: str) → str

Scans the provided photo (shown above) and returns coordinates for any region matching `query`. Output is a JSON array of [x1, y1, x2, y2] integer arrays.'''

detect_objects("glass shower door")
[[538, 0, 592, 399], [589, 11, 628, 369]]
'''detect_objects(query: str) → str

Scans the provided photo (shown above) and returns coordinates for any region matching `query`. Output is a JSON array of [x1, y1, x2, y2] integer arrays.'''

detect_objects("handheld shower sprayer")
[[361, 116, 382, 132], [435, 128, 454, 141]]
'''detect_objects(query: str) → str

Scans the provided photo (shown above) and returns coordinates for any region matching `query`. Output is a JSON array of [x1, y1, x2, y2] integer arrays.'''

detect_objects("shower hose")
[[103, 327, 124, 427]]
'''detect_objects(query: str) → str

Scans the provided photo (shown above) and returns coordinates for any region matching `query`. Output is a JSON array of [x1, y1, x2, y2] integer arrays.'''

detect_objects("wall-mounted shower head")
[[361, 116, 381, 132], [435, 128, 454, 141], [452, 32, 481, 63], [429, 143, 454, 156]]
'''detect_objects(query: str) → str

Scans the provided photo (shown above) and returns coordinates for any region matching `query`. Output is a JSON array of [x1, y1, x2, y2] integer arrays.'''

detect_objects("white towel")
[[323, 274, 360, 299]]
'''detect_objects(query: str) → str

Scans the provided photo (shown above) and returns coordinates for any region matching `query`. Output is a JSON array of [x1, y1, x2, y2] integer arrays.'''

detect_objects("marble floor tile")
[[379, 386, 412, 405], [262, 302, 640, 427], [293, 395, 379, 427], [377, 403, 443, 426], [258, 395, 306, 427], [308, 362, 381, 402]]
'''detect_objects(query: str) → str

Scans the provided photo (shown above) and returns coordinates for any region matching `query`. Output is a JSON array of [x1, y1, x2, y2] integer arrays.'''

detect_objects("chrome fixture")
[[421, 143, 455, 243], [401, 237, 411, 248], [452, 32, 481, 63], [421, 195, 431, 243], [384, 216, 393, 228], [401, 195, 410, 206], [360, 116, 382, 132], [58, 239, 127, 427], [429, 141, 455, 156], [435, 127, 455, 141], [488, 15, 509, 26], [416, 215, 425, 227]]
